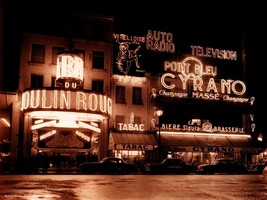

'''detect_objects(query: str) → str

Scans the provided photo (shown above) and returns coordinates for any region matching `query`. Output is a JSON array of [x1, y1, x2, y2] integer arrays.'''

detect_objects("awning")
[[195, 135, 233, 146], [226, 136, 252, 147], [226, 137, 262, 154], [161, 134, 201, 146], [160, 134, 255, 153], [109, 132, 157, 150]]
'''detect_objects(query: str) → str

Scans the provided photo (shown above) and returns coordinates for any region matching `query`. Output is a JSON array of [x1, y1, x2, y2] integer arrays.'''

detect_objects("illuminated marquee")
[[115, 144, 153, 150], [158, 56, 249, 103], [20, 89, 112, 116], [146, 30, 175, 53], [191, 45, 237, 60], [56, 52, 84, 89], [161, 123, 245, 133], [192, 146, 235, 152], [118, 123, 145, 131], [112, 75, 147, 85]]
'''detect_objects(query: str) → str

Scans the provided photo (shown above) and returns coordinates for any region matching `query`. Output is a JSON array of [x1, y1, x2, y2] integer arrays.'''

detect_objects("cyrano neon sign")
[[159, 56, 249, 103]]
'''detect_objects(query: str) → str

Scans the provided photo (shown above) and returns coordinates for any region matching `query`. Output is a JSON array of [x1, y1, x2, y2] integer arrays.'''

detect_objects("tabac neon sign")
[[157, 56, 249, 103]]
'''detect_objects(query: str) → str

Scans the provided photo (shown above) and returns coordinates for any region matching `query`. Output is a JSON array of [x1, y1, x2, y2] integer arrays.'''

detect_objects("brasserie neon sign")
[[20, 89, 112, 116]]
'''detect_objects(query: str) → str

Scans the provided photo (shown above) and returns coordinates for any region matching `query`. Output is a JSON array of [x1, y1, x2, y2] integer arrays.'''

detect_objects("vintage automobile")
[[78, 157, 138, 174], [255, 161, 267, 174], [197, 158, 249, 174], [144, 158, 197, 174]]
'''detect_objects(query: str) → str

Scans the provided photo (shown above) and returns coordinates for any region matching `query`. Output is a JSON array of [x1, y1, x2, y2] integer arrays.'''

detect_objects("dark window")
[[51, 77, 56, 88], [31, 44, 45, 63], [115, 115, 125, 129], [52, 46, 65, 64], [92, 80, 104, 93], [74, 49, 85, 65], [116, 86, 126, 104], [116, 115, 125, 123], [92, 51, 104, 69], [132, 87, 142, 105], [133, 116, 142, 124], [31, 74, 43, 88], [92, 23, 105, 41]]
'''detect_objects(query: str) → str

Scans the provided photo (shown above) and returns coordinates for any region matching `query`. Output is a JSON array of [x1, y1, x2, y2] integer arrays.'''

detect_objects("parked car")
[[78, 157, 138, 174], [197, 158, 248, 174], [144, 158, 197, 174], [255, 161, 267, 174]]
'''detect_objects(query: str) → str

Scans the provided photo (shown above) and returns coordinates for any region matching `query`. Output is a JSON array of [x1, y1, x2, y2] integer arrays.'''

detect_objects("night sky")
[[2, 1, 266, 133]]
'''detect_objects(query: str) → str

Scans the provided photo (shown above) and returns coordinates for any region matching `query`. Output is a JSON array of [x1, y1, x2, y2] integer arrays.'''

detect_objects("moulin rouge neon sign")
[[158, 56, 249, 103], [20, 89, 112, 115]]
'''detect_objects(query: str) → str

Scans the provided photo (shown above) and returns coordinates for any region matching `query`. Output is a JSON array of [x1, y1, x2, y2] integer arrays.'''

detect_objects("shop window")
[[31, 44, 45, 63], [92, 51, 104, 69], [92, 80, 104, 93], [116, 86, 126, 104], [31, 74, 43, 88], [52, 46, 65, 64], [132, 87, 142, 105]]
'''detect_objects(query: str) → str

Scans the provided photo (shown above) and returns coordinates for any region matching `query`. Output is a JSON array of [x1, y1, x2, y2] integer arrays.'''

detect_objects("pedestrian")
[[41, 152, 49, 174], [55, 153, 62, 173]]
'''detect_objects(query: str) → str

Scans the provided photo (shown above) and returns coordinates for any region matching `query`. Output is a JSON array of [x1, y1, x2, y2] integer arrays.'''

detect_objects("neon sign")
[[118, 123, 145, 131], [191, 45, 237, 60], [158, 56, 249, 103], [20, 89, 112, 116], [112, 75, 147, 85], [116, 144, 153, 150], [56, 52, 84, 89], [146, 30, 175, 53]]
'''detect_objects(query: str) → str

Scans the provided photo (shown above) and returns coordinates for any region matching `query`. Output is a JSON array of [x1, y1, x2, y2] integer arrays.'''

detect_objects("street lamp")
[[156, 108, 163, 161], [258, 133, 263, 141]]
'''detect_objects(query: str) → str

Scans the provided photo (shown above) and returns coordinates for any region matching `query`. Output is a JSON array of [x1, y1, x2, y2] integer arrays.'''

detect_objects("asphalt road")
[[0, 174, 266, 200]]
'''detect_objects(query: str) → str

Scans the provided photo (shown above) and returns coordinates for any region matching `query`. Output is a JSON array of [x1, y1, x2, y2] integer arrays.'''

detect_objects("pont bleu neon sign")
[[20, 89, 112, 115], [160, 56, 248, 102]]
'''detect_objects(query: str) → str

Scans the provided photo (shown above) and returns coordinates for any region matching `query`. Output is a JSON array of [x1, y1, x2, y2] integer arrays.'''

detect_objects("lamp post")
[[258, 133, 263, 142], [156, 108, 163, 161]]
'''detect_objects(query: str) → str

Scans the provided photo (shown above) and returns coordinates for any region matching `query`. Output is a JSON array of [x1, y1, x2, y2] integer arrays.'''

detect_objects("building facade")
[[0, 3, 266, 173]]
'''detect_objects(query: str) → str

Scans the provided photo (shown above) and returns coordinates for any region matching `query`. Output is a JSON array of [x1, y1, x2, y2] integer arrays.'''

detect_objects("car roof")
[[214, 158, 235, 160]]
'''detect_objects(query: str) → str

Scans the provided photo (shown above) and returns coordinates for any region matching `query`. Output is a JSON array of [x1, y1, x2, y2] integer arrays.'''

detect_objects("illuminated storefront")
[[149, 51, 260, 165], [2, 4, 265, 174], [17, 21, 114, 170], [21, 88, 111, 157], [109, 131, 157, 163]]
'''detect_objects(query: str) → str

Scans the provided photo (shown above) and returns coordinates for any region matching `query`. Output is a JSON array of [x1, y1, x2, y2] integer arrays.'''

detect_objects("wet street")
[[0, 174, 267, 200]]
